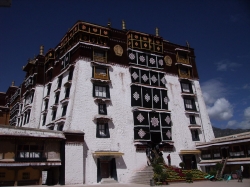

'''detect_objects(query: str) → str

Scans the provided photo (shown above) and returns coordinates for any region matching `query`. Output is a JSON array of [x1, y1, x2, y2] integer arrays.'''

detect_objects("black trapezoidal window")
[[189, 115, 196, 124], [98, 103, 107, 115], [96, 123, 110, 138], [93, 85, 110, 98], [191, 130, 200, 141], [184, 98, 196, 111], [181, 82, 193, 93]]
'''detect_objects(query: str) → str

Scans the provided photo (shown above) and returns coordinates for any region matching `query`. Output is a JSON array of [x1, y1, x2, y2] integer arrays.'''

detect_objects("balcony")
[[93, 55, 107, 63]]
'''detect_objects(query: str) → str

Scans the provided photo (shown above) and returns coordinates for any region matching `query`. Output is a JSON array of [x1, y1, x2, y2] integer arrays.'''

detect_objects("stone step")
[[100, 178, 118, 184], [129, 165, 154, 185]]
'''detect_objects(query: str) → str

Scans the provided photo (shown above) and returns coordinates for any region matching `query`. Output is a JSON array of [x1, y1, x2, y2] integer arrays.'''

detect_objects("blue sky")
[[0, 0, 250, 129]]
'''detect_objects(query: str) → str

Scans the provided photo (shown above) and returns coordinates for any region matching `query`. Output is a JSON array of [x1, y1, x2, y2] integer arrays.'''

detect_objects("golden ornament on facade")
[[49, 53, 52, 57], [114, 45, 123, 56], [93, 28, 97, 32], [157, 46, 160, 51], [164, 56, 172, 66], [134, 35, 138, 39], [135, 42, 138, 46], [143, 37, 147, 41], [144, 43, 147, 47], [82, 25, 86, 30], [104, 31, 108, 35], [127, 34, 130, 39], [74, 27, 77, 31], [156, 40, 160, 44]]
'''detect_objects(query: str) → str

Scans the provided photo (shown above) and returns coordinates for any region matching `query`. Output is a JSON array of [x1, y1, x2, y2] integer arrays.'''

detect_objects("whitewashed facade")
[[6, 21, 215, 185]]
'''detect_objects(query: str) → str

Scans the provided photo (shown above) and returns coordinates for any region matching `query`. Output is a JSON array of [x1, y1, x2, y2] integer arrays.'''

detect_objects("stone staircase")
[[101, 178, 118, 184], [129, 166, 154, 185]]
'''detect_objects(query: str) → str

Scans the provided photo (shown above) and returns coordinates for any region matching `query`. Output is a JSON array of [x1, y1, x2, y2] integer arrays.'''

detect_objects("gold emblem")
[[143, 37, 147, 41], [156, 40, 160, 44], [104, 30, 108, 35], [114, 45, 123, 56], [127, 34, 130, 39], [157, 46, 160, 51], [134, 35, 138, 39], [93, 28, 97, 32], [49, 53, 52, 57], [144, 43, 147, 47], [135, 42, 138, 46], [164, 56, 172, 66]]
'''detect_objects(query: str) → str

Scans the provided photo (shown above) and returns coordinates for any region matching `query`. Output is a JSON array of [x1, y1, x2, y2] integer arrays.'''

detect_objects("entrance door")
[[100, 161, 110, 178]]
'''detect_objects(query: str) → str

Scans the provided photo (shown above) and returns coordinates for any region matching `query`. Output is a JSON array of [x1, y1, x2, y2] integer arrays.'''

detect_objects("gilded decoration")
[[164, 56, 172, 66], [127, 31, 163, 53], [114, 45, 123, 56]]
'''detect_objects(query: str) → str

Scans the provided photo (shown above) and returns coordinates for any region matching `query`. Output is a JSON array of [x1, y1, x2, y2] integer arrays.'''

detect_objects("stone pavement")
[[24, 179, 250, 187]]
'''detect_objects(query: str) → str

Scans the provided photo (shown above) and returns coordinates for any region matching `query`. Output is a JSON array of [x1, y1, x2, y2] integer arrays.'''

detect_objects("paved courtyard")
[[24, 179, 250, 187]]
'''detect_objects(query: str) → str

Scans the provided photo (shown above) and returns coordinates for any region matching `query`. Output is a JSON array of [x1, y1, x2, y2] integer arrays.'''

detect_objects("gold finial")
[[156, 27, 159, 36], [122, 20, 126, 30], [11, 81, 15, 86], [186, 41, 190, 48], [107, 19, 111, 27], [40, 45, 44, 55]]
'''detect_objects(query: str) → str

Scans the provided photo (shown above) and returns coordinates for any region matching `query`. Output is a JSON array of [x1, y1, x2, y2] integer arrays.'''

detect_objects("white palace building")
[[0, 20, 215, 185]]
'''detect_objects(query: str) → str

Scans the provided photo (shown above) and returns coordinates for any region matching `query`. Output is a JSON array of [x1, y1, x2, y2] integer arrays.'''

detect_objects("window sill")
[[60, 98, 69, 105], [188, 124, 201, 129], [94, 97, 111, 103], [91, 78, 111, 83], [50, 104, 59, 110], [54, 88, 61, 93], [41, 109, 48, 114], [181, 92, 196, 97], [64, 80, 72, 87], [185, 110, 199, 115], [43, 95, 50, 101]]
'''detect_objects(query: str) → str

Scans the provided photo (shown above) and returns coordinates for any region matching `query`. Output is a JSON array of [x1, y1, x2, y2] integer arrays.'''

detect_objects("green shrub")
[[153, 164, 163, 175], [179, 162, 185, 169], [186, 172, 193, 179], [157, 157, 164, 164], [215, 162, 223, 171], [160, 171, 168, 181]]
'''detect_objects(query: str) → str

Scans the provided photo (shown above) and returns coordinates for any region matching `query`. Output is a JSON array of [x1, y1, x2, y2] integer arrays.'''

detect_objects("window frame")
[[93, 84, 110, 98], [189, 115, 196, 124], [98, 103, 107, 115], [181, 81, 193, 93], [93, 66, 109, 80], [62, 105, 68, 117], [93, 50, 107, 63], [191, 129, 200, 141], [184, 97, 196, 111], [96, 123, 110, 138]]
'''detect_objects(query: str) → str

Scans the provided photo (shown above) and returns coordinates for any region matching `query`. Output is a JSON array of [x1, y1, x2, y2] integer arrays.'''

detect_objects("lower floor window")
[[96, 123, 110, 138], [191, 130, 200, 141]]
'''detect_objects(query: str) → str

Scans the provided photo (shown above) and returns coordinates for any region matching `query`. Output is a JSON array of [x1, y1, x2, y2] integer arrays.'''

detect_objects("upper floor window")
[[99, 103, 107, 115], [184, 98, 196, 111], [96, 123, 110, 138], [93, 85, 110, 98], [176, 51, 189, 64], [58, 77, 62, 88], [52, 109, 57, 121], [42, 114, 47, 126], [68, 70, 74, 81], [189, 115, 196, 124], [93, 66, 109, 80], [191, 129, 200, 141], [55, 93, 60, 104], [65, 87, 71, 98], [62, 105, 68, 117], [93, 50, 107, 63], [47, 84, 51, 96], [179, 67, 191, 79], [181, 82, 193, 93]]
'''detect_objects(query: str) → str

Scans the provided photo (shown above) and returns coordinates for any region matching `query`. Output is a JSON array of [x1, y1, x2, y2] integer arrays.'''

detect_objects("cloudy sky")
[[0, 0, 250, 129]]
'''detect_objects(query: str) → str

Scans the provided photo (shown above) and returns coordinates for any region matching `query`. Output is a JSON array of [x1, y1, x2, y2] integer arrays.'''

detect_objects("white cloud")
[[215, 59, 241, 71], [244, 107, 250, 119], [201, 79, 227, 105], [243, 84, 250, 90], [207, 98, 233, 120], [201, 79, 234, 121], [226, 107, 250, 129]]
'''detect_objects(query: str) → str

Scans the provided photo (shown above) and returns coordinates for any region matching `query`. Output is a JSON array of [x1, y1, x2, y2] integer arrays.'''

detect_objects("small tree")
[[160, 171, 168, 182], [179, 162, 185, 169], [186, 172, 193, 183]]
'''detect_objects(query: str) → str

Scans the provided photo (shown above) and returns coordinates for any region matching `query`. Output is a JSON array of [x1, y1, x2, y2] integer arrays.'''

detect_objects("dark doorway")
[[100, 161, 110, 178], [183, 154, 196, 170]]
